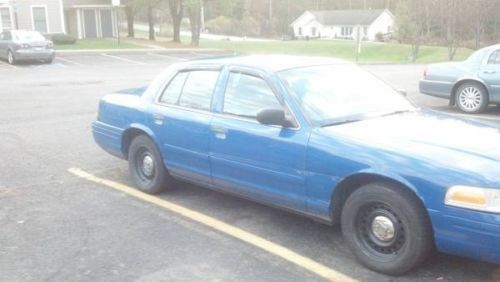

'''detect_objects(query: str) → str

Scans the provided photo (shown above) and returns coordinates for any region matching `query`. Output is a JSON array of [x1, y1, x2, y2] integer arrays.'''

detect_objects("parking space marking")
[[68, 167, 355, 282], [56, 56, 83, 66], [147, 52, 188, 61], [102, 53, 147, 65], [0, 60, 17, 69]]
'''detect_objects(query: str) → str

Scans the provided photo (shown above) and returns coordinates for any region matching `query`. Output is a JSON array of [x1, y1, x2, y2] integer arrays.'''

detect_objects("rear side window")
[[158, 70, 219, 111], [223, 72, 282, 118], [487, 50, 500, 65], [179, 71, 219, 111], [159, 72, 188, 104]]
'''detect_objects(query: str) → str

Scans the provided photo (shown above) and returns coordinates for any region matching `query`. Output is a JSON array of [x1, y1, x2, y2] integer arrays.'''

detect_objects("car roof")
[[182, 54, 352, 72]]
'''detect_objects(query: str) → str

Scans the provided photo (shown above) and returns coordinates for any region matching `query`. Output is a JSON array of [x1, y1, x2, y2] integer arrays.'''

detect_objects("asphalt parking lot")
[[1, 51, 499, 282]]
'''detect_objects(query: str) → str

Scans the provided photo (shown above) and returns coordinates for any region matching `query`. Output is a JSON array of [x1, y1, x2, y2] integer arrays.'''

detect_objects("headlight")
[[445, 185, 500, 213]]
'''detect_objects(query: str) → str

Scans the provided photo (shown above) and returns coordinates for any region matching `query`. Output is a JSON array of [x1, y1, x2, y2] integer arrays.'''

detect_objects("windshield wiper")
[[320, 118, 363, 127]]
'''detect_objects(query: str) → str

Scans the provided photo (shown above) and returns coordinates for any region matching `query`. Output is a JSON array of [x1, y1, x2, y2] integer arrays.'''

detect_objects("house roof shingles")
[[309, 9, 386, 26]]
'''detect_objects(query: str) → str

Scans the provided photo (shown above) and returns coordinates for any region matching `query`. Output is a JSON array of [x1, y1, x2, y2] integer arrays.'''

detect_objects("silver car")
[[420, 44, 500, 113], [0, 30, 55, 65]]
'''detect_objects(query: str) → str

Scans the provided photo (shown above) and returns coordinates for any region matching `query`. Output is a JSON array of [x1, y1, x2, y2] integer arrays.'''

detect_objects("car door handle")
[[211, 126, 228, 134], [483, 70, 496, 74], [152, 113, 164, 125]]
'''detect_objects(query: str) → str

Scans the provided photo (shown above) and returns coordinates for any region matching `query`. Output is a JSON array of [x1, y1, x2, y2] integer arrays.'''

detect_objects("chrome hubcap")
[[371, 216, 395, 241], [142, 155, 155, 177], [459, 87, 482, 110], [8, 52, 13, 64]]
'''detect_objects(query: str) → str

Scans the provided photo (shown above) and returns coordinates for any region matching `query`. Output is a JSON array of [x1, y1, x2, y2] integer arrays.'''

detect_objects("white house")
[[290, 9, 394, 41], [0, 0, 122, 39]]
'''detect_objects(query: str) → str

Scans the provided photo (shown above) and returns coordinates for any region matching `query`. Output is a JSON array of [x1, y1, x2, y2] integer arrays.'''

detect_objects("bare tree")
[[469, 0, 496, 49], [169, 0, 184, 42], [186, 0, 202, 46], [396, 0, 426, 62]]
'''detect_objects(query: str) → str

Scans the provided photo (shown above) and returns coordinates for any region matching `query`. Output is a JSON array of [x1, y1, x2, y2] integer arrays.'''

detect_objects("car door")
[[479, 49, 500, 101], [149, 68, 221, 185], [209, 68, 309, 211]]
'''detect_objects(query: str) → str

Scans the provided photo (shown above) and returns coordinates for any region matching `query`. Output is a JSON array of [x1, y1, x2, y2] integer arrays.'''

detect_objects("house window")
[[311, 27, 317, 36], [298, 27, 302, 36], [341, 26, 353, 37], [363, 27, 368, 36], [32, 6, 48, 33], [0, 7, 12, 30]]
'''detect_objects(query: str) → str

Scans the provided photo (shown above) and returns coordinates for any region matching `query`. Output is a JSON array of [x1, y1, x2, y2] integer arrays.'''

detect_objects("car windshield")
[[279, 65, 415, 127], [12, 30, 46, 42]]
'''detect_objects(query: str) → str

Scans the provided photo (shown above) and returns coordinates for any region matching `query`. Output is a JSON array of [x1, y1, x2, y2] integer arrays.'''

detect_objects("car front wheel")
[[341, 182, 434, 275], [128, 135, 172, 194], [455, 82, 488, 113]]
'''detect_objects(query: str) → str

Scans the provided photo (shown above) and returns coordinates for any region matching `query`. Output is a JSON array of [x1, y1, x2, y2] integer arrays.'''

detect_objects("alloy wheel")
[[458, 86, 482, 112]]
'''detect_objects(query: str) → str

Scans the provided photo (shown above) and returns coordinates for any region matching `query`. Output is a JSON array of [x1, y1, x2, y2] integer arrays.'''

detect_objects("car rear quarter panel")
[[93, 94, 153, 158], [420, 62, 477, 98]]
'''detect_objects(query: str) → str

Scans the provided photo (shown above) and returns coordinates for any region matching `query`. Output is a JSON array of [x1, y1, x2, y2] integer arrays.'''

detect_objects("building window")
[[298, 27, 302, 36], [32, 6, 48, 33], [363, 27, 368, 36], [311, 26, 317, 36], [0, 7, 12, 30], [341, 26, 353, 37]]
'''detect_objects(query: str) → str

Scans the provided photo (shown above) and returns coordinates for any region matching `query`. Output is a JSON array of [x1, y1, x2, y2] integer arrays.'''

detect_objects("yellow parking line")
[[68, 167, 356, 282]]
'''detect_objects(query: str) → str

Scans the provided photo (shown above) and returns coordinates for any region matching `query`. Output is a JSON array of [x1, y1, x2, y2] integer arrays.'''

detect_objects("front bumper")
[[14, 48, 55, 61], [430, 207, 500, 264]]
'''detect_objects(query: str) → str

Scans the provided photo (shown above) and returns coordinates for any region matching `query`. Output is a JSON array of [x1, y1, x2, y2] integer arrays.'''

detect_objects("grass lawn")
[[54, 38, 143, 50], [199, 39, 474, 64]]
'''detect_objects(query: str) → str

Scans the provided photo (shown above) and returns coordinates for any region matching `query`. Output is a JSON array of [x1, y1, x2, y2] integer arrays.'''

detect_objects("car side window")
[[487, 50, 500, 65], [178, 71, 219, 111], [159, 72, 188, 105], [0, 31, 10, 40], [223, 72, 282, 119]]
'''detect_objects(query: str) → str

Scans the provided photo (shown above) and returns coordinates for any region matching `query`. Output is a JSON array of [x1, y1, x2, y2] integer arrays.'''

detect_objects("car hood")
[[318, 111, 500, 185]]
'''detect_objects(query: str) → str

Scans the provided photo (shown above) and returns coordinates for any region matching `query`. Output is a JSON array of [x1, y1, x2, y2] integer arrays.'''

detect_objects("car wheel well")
[[122, 128, 149, 159], [330, 173, 425, 225], [450, 79, 488, 106]]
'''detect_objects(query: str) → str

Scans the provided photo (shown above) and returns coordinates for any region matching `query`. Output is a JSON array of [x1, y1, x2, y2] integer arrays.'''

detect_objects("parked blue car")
[[93, 55, 500, 275], [420, 44, 500, 113]]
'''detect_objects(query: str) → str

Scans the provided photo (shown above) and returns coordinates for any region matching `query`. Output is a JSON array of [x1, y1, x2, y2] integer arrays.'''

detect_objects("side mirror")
[[256, 108, 293, 127], [397, 89, 407, 97]]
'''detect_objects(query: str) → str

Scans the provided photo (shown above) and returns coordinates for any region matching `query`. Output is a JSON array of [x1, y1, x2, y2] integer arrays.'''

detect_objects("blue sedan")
[[93, 55, 500, 275], [420, 44, 500, 113]]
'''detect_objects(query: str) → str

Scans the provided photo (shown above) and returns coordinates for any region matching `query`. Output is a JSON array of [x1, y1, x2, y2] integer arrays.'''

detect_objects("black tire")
[[7, 50, 16, 65], [341, 182, 434, 275], [455, 82, 488, 114], [128, 135, 172, 194], [45, 58, 53, 64]]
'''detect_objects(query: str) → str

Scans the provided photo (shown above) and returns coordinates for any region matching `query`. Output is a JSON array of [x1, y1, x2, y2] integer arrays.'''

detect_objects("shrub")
[[206, 16, 234, 35], [375, 32, 384, 42], [206, 15, 260, 37], [239, 15, 259, 37], [49, 34, 77, 45]]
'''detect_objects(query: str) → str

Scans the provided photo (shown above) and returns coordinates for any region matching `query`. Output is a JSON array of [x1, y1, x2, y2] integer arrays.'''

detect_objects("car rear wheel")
[[455, 82, 488, 114], [341, 182, 434, 275], [7, 50, 16, 65], [128, 135, 172, 194]]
